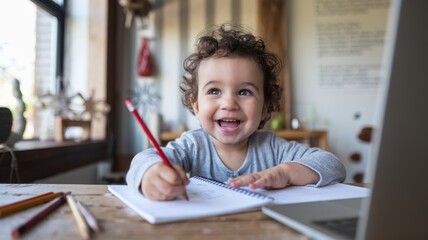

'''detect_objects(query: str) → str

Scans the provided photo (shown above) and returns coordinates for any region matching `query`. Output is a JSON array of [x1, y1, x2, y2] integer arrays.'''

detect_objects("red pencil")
[[125, 99, 189, 200], [11, 192, 68, 238]]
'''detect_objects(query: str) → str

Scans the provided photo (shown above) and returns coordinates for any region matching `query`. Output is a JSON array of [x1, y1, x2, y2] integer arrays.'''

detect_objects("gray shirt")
[[126, 128, 346, 192]]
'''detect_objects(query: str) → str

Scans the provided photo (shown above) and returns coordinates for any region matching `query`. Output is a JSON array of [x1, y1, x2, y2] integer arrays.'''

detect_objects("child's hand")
[[140, 163, 189, 201], [228, 163, 320, 189]]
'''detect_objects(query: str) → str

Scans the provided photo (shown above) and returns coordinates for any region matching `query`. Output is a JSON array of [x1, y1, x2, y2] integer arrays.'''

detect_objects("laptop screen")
[[358, 0, 428, 239]]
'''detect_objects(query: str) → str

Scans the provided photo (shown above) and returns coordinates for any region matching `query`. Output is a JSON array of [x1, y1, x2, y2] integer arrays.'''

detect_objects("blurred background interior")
[[0, 0, 391, 185]]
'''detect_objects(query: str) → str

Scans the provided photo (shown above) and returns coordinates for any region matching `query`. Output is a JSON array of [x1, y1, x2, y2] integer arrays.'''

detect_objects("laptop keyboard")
[[313, 217, 358, 239]]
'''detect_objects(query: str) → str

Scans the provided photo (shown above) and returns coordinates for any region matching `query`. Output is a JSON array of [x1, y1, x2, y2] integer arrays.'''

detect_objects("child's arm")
[[228, 162, 320, 189], [141, 163, 189, 201]]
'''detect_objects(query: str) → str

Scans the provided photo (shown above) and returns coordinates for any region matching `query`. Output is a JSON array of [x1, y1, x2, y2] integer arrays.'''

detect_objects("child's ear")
[[261, 104, 268, 119], [192, 102, 199, 116]]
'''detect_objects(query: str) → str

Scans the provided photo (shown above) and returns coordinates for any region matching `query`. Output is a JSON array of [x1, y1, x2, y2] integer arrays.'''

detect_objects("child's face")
[[192, 57, 267, 146]]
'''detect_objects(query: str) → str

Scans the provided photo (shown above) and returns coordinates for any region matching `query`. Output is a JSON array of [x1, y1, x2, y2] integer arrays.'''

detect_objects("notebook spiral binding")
[[193, 176, 274, 201]]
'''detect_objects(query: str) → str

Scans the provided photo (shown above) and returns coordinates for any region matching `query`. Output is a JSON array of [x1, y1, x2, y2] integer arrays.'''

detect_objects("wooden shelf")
[[160, 129, 328, 150], [0, 139, 110, 183], [274, 129, 328, 150]]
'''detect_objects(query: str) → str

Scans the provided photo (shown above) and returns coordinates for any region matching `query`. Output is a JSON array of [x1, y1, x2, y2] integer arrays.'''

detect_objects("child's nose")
[[220, 94, 239, 110]]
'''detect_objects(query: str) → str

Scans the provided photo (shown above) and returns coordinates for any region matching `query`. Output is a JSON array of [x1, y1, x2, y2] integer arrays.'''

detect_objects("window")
[[0, 0, 65, 140]]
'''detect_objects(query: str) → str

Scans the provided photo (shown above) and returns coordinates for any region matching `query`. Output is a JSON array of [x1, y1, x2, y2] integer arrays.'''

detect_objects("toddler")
[[126, 24, 346, 201]]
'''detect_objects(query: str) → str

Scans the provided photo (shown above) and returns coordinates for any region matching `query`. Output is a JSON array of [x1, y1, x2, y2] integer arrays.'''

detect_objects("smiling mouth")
[[218, 119, 240, 128]]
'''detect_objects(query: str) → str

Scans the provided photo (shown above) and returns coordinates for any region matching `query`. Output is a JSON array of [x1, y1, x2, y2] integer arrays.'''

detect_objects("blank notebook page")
[[108, 176, 274, 224]]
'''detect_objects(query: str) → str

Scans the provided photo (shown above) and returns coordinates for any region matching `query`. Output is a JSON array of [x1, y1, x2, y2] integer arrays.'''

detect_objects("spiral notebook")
[[108, 176, 274, 224]]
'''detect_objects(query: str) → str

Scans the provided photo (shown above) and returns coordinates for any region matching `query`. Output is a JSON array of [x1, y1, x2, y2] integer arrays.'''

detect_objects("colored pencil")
[[0, 192, 53, 210], [66, 195, 91, 240], [0, 192, 61, 218], [11, 192, 67, 238], [76, 200, 100, 232], [125, 99, 189, 200]]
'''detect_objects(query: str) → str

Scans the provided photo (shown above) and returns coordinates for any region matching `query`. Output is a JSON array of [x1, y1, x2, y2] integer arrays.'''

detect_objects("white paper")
[[108, 177, 273, 224], [257, 183, 370, 204], [109, 179, 369, 224]]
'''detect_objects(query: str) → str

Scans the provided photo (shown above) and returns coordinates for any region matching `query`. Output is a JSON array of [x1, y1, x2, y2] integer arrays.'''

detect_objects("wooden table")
[[0, 184, 307, 240]]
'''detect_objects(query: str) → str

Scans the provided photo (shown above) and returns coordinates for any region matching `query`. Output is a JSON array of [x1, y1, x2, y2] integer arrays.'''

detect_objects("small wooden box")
[[55, 117, 91, 142]]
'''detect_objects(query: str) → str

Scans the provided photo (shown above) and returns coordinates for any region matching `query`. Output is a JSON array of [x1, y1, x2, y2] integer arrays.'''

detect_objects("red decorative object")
[[137, 38, 154, 77]]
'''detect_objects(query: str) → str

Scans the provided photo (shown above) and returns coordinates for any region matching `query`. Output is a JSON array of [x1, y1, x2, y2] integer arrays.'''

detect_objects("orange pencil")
[[0, 192, 61, 218], [0, 192, 53, 210]]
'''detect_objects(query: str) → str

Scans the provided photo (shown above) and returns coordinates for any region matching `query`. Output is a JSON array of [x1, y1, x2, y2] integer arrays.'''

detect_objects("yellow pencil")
[[0, 192, 61, 218], [66, 194, 91, 240]]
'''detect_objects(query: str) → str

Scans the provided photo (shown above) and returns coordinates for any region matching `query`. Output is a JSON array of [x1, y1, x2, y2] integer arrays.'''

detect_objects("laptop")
[[262, 0, 428, 239]]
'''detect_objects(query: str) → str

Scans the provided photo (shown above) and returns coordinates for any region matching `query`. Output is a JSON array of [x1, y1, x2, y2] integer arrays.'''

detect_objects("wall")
[[120, 0, 391, 183], [288, 0, 391, 182], [35, 162, 111, 184]]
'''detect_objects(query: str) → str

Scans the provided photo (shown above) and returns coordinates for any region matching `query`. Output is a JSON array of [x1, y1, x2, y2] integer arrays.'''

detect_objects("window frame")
[[30, 0, 67, 92]]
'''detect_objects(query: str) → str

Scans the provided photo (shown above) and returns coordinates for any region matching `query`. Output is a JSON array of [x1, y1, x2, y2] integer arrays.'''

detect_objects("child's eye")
[[207, 88, 221, 95], [238, 89, 252, 96]]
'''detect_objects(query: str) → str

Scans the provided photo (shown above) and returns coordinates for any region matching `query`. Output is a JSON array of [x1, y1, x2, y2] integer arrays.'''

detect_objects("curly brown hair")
[[180, 24, 282, 129]]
